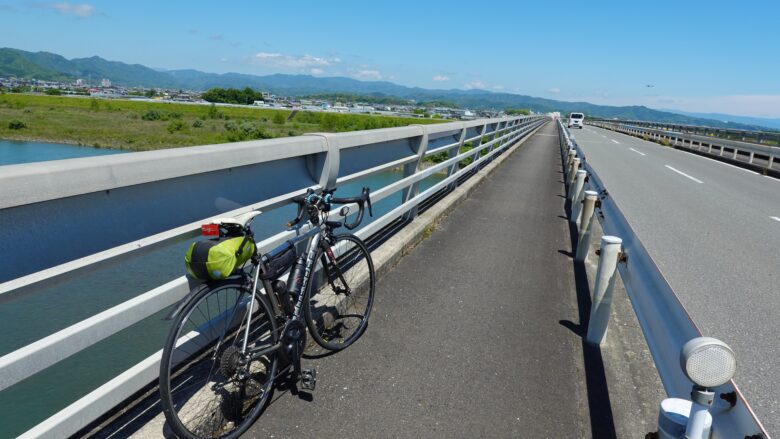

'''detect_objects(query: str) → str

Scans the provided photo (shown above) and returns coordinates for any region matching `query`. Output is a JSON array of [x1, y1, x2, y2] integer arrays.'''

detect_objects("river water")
[[0, 139, 124, 165], [0, 139, 445, 436]]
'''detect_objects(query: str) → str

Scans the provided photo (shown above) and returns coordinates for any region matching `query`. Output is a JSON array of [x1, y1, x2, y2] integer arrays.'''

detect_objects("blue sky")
[[1, 0, 779, 117]]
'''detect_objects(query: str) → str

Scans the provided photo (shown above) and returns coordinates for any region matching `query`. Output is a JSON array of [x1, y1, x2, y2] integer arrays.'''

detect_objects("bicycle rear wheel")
[[304, 233, 375, 350], [160, 281, 278, 439]]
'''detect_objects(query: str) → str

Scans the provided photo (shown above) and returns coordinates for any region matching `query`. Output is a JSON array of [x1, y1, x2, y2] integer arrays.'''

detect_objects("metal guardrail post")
[[303, 132, 341, 190], [470, 123, 488, 165], [567, 149, 576, 173], [575, 191, 598, 262], [769, 154, 775, 169], [585, 235, 622, 346], [570, 170, 587, 223], [567, 158, 580, 200], [401, 127, 430, 221], [446, 127, 468, 191]]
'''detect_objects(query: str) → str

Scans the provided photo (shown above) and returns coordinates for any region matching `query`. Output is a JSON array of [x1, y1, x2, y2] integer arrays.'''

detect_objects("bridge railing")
[[590, 120, 778, 172], [589, 118, 780, 147], [557, 119, 768, 438], [0, 114, 547, 437]]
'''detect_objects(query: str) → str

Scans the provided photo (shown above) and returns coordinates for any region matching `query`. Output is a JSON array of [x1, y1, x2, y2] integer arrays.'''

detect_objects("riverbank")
[[0, 94, 442, 151]]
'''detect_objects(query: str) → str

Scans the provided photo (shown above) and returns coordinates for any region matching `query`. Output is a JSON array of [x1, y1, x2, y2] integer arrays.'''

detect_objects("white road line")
[[687, 153, 759, 175], [629, 148, 646, 156], [665, 165, 704, 184], [610, 139, 620, 144], [771, 216, 780, 223]]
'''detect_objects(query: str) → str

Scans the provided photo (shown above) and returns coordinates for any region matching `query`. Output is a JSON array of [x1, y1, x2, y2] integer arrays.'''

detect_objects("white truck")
[[568, 112, 584, 129]]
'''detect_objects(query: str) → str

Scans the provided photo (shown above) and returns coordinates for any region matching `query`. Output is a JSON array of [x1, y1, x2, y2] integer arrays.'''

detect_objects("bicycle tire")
[[303, 233, 375, 350], [159, 280, 278, 439]]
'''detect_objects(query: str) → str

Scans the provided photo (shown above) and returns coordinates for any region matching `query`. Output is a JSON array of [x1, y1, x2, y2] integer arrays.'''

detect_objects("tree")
[[505, 108, 531, 116], [201, 87, 264, 105]]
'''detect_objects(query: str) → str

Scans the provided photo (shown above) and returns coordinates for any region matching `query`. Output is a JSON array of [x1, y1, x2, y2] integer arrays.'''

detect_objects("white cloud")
[[34, 2, 95, 17], [251, 52, 340, 68], [547, 87, 561, 93], [310, 68, 324, 75], [493, 85, 505, 90], [464, 80, 487, 90], [355, 69, 383, 80], [432, 75, 450, 82]]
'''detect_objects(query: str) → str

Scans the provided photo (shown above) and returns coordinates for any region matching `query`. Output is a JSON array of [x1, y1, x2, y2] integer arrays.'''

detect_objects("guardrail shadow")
[[558, 185, 617, 439]]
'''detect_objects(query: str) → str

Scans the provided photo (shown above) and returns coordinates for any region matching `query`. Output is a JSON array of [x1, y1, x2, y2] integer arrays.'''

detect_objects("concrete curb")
[[369, 122, 549, 281]]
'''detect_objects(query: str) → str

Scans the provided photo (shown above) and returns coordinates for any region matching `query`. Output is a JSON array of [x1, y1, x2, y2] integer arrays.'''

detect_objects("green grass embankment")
[[0, 94, 443, 151]]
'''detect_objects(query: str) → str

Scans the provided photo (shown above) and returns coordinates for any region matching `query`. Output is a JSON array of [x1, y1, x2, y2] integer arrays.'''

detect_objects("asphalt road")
[[574, 125, 780, 433], [241, 123, 597, 438]]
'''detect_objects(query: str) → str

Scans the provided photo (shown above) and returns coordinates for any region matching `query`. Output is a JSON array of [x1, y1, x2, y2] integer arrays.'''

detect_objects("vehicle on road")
[[159, 187, 376, 439], [568, 112, 585, 129]]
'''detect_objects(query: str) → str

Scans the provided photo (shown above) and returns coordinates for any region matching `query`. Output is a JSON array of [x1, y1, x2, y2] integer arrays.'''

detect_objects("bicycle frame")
[[243, 222, 341, 360]]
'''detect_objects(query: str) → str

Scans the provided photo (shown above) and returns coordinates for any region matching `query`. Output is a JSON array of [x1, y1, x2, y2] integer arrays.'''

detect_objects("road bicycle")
[[159, 187, 376, 439]]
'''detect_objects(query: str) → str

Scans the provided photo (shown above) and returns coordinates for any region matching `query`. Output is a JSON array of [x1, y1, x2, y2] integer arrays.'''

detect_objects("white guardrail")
[[0, 115, 547, 437], [589, 120, 779, 173], [557, 119, 769, 438], [591, 119, 780, 148]]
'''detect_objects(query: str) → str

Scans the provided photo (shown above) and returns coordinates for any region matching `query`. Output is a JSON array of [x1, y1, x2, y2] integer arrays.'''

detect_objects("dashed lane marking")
[[665, 165, 703, 184]]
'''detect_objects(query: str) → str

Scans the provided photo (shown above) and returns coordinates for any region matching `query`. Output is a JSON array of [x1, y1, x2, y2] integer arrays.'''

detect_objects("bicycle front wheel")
[[159, 281, 278, 439], [304, 233, 375, 350]]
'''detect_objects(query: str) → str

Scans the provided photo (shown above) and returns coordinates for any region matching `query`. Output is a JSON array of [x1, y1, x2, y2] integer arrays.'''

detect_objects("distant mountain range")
[[1, 47, 775, 131], [658, 109, 780, 131]]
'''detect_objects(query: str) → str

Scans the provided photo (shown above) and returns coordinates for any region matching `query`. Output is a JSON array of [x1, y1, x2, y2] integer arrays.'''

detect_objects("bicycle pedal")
[[301, 368, 317, 390]]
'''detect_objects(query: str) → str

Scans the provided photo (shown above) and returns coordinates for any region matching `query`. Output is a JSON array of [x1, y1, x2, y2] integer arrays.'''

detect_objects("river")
[[0, 139, 124, 165], [0, 139, 445, 436]]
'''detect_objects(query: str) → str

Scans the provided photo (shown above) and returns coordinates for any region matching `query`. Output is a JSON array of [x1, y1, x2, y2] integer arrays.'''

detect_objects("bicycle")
[[159, 187, 376, 439]]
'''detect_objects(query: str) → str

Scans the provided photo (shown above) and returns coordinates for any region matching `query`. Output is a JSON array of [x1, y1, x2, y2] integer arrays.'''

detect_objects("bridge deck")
[[100, 123, 611, 438]]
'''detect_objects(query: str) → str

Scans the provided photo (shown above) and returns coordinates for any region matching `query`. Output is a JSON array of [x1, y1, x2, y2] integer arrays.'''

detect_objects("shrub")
[[192, 119, 204, 128], [141, 109, 163, 121], [223, 121, 273, 142], [272, 111, 286, 125], [44, 88, 62, 96], [167, 120, 186, 133], [206, 104, 225, 119], [8, 120, 26, 130]]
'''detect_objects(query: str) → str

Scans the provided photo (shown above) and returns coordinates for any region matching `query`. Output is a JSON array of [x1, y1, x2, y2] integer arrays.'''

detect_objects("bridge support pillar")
[[586, 236, 622, 346]]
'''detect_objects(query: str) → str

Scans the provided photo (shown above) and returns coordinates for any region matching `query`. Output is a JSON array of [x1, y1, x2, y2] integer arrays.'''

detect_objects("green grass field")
[[0, 94, 443, 151]]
